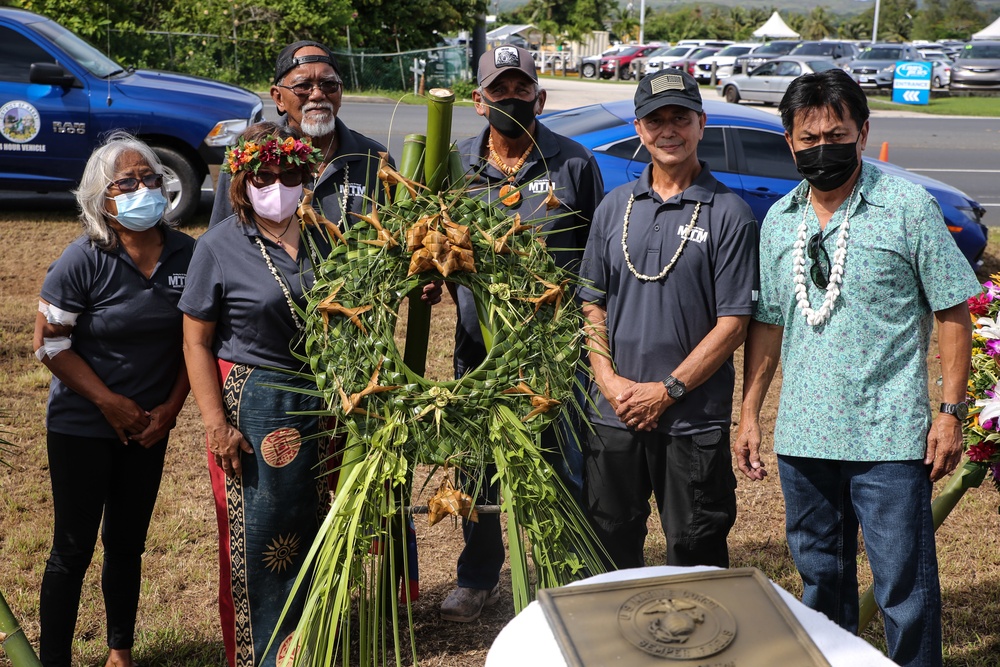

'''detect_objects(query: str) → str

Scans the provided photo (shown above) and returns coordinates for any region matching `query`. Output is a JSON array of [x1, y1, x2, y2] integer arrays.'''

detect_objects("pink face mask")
[[246, 182, 303, 223]]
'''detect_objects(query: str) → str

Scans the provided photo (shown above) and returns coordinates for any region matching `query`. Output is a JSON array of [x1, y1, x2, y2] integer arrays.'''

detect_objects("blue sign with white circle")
[[892, 61, 932, 105]]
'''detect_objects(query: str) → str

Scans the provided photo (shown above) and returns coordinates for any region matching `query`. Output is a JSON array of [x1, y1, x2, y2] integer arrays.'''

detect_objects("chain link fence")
[[333, 46, 472, 93], [107, 31, 471, 92]]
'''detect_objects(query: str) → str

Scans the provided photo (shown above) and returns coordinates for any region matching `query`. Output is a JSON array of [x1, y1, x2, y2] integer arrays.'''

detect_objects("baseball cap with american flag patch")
[[634, 68, 703, 119]]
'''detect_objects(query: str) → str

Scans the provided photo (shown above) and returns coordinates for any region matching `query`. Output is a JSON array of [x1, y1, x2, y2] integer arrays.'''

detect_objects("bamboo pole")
[[0, 590, 41, 667], [857, 462, 987, 632], [423, 89, 455, 195], [396, 134, 432, 377]]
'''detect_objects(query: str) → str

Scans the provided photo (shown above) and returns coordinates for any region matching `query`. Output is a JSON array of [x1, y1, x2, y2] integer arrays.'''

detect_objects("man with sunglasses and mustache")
[[210, 41, 388, 230], [736, 69, 979, 667]]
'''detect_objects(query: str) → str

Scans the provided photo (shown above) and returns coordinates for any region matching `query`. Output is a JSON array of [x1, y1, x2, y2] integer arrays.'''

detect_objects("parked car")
[[644, 45, 704, 75], [846, 43, 924, 88], [600, 44, 660, 80], [676, 39, 734, 49], [581, 45, 626, 79], [949, 41, 1000, 91], [636, 45, 676, 76], [719, 57, 840, 104], [655, 47, 722, 77], [732, 41, 802, 75], [788, 41, 859, 68], [694, 43, 761, 82], [0, 7, 263, 222], [931, 58, 952, 88], [538, 99, 987, 265]]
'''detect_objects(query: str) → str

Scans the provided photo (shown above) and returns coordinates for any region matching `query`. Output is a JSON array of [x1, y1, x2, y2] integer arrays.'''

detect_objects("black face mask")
[[793, 137, 861, 192], [484, 95, 537, 139]]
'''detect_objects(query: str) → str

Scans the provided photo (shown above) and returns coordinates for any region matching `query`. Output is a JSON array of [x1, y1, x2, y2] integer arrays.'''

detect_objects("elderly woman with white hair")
[[32, 132, 193, 667]]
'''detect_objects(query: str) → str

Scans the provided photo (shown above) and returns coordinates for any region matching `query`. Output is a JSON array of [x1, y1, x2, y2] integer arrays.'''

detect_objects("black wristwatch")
[[940, 402, 968, 420], [663, 375, 687, 401]]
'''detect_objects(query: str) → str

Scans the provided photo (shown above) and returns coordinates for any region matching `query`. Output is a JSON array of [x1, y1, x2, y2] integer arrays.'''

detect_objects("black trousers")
[[583, 423, 737, 570], [39, 431, 167, 666]]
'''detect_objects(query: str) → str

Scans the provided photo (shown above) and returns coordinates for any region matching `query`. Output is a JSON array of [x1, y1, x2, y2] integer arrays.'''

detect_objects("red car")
[[600, 45, 660, 80]]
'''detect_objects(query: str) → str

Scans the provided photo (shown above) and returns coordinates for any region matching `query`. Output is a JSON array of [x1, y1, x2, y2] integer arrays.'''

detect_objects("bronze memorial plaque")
[[538, 567, 831, 667]]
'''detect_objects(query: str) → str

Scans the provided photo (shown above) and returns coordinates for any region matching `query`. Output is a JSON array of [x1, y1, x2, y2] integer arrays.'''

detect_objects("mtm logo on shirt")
[[340, 182, 366, 197], [168, 273, 187, 289], [528, 180, 554, 194], [677, 225, 707, 244]]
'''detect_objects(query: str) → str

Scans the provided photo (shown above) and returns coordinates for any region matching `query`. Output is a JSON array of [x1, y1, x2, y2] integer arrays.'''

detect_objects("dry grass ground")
[[0, 211, 998, 666]]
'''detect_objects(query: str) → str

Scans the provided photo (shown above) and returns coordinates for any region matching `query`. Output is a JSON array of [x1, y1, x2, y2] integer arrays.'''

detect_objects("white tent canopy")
[[752, 12, 801, 40], [972, 16, 1000, 40]]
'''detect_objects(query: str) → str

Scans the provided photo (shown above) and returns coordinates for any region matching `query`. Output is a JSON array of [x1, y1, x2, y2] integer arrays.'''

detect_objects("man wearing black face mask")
[[440, 45, 604, 623], [736, 69, 979, 667]]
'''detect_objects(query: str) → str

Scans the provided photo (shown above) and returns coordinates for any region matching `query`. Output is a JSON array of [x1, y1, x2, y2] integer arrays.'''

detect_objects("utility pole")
[[872, 0, 881, 43]]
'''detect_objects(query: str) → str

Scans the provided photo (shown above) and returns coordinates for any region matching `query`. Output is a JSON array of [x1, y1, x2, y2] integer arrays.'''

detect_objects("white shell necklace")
[[792, 183, 858, 326], [621, 194, 701, 282], [254, 235, 304, 332]]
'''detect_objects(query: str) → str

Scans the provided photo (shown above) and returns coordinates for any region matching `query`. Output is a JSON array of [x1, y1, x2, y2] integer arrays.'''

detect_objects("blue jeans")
[[778, 456, 942, 667]]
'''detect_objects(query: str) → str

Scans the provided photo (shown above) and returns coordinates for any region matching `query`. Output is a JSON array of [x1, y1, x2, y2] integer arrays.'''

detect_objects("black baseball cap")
[[477, 46, 538, 87], [274, 41, 341, 84], [634, 68, 703, 119]]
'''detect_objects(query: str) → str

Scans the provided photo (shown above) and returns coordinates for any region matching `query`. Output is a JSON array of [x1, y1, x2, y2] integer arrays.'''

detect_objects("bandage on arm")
[[35, 300, 80, 361]]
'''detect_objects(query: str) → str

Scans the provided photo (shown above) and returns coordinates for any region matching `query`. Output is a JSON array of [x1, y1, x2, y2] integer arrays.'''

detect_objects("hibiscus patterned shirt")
[[755, 162, 981, 461]]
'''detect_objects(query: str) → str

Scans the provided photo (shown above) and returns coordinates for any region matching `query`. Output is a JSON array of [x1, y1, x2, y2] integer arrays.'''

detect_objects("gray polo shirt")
[[452, 122, 605, 369], [179, 216, 329, 369], [208, 117, 390, 229], [41, 229, 194, 439], [578, 162, 759, 436]]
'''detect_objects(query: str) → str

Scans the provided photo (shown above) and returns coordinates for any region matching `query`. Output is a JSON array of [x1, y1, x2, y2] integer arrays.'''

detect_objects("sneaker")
[[439, 584, 500, 622]]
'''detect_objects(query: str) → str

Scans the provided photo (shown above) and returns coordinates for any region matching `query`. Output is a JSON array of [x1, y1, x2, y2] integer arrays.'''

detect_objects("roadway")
[[4, 79, 998, 223]]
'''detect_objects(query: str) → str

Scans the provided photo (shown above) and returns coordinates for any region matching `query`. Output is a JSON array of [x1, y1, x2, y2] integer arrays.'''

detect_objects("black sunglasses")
[[807, 232, 830, 289], [107, 173, 163, 193], [276, 79, 342, 97], [249, 170, 306, 188]]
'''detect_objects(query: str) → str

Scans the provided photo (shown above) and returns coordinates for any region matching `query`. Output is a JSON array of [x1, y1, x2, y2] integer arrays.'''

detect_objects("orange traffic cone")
[[878, 141, 889, 162]]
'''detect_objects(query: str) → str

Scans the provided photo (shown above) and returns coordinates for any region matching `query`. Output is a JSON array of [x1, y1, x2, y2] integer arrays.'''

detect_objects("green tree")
[[913, 0, 947, 40], [877, 0, 917, 41], [802, 7, 837, 40], [941, 0, 987, 39]]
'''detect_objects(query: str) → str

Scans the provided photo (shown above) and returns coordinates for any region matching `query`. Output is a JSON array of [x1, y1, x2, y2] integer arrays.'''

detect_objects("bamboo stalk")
[[0, 590, 42, 667], [393, 134, 425, 204], [423, 89, 455, 194], [397, 133, 432, 376], [858, 462, 987, 632]]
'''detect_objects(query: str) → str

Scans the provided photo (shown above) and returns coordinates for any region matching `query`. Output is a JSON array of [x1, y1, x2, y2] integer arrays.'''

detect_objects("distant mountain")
[[495, 0, 1000, 21]]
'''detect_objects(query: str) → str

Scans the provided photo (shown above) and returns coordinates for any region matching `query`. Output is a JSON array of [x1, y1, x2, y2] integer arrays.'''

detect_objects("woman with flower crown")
[[179, 121, 335, 667]]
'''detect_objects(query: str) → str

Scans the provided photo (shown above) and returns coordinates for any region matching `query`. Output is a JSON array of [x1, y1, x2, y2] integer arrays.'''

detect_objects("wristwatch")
[[940, 402, 968, 420], [663, 375, 687, 401]]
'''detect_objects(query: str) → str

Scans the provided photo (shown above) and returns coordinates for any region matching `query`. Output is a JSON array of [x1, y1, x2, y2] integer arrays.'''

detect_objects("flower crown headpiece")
[[223, 134, 324, 175]]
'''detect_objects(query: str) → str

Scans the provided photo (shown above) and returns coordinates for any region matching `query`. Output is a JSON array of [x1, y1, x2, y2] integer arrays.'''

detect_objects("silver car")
[[847, 43, 924, 88], [950, 41, 1000, 91], [718, 57, 840, 104]]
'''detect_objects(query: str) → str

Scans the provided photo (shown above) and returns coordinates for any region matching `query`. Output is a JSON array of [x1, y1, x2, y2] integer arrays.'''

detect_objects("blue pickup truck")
[[0, 8, 263, 222]]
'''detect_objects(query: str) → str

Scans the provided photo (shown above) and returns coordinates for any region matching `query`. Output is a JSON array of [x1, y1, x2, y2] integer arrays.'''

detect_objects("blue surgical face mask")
[[108, 187, 167, 231]]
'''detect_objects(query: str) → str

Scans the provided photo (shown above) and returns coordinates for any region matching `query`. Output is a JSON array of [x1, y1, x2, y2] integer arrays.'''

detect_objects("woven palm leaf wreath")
[[276, 137, 605, 663]]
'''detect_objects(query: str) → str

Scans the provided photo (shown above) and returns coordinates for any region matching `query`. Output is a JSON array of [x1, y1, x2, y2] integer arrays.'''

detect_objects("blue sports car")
[[540, 99, 988, 266]]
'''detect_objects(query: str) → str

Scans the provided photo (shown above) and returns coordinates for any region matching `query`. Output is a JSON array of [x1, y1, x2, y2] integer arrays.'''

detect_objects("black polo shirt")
[[209, 117, 390, 230], [578, 162, 759, 436], [452, 121, 605, 370], [179, 216, 330, 369], [41, 229, 194, 439]]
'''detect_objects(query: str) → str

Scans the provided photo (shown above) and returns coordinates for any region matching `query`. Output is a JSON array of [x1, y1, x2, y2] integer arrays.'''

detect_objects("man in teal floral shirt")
[[736, 70, 979, 667]]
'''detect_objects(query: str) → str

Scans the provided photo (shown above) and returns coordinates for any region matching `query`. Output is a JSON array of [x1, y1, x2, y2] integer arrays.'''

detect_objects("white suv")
[[694, 43, 761, 82]]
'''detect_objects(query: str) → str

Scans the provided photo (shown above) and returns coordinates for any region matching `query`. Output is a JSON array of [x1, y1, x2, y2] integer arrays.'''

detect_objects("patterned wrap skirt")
[[210, 360, 334, 667]]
